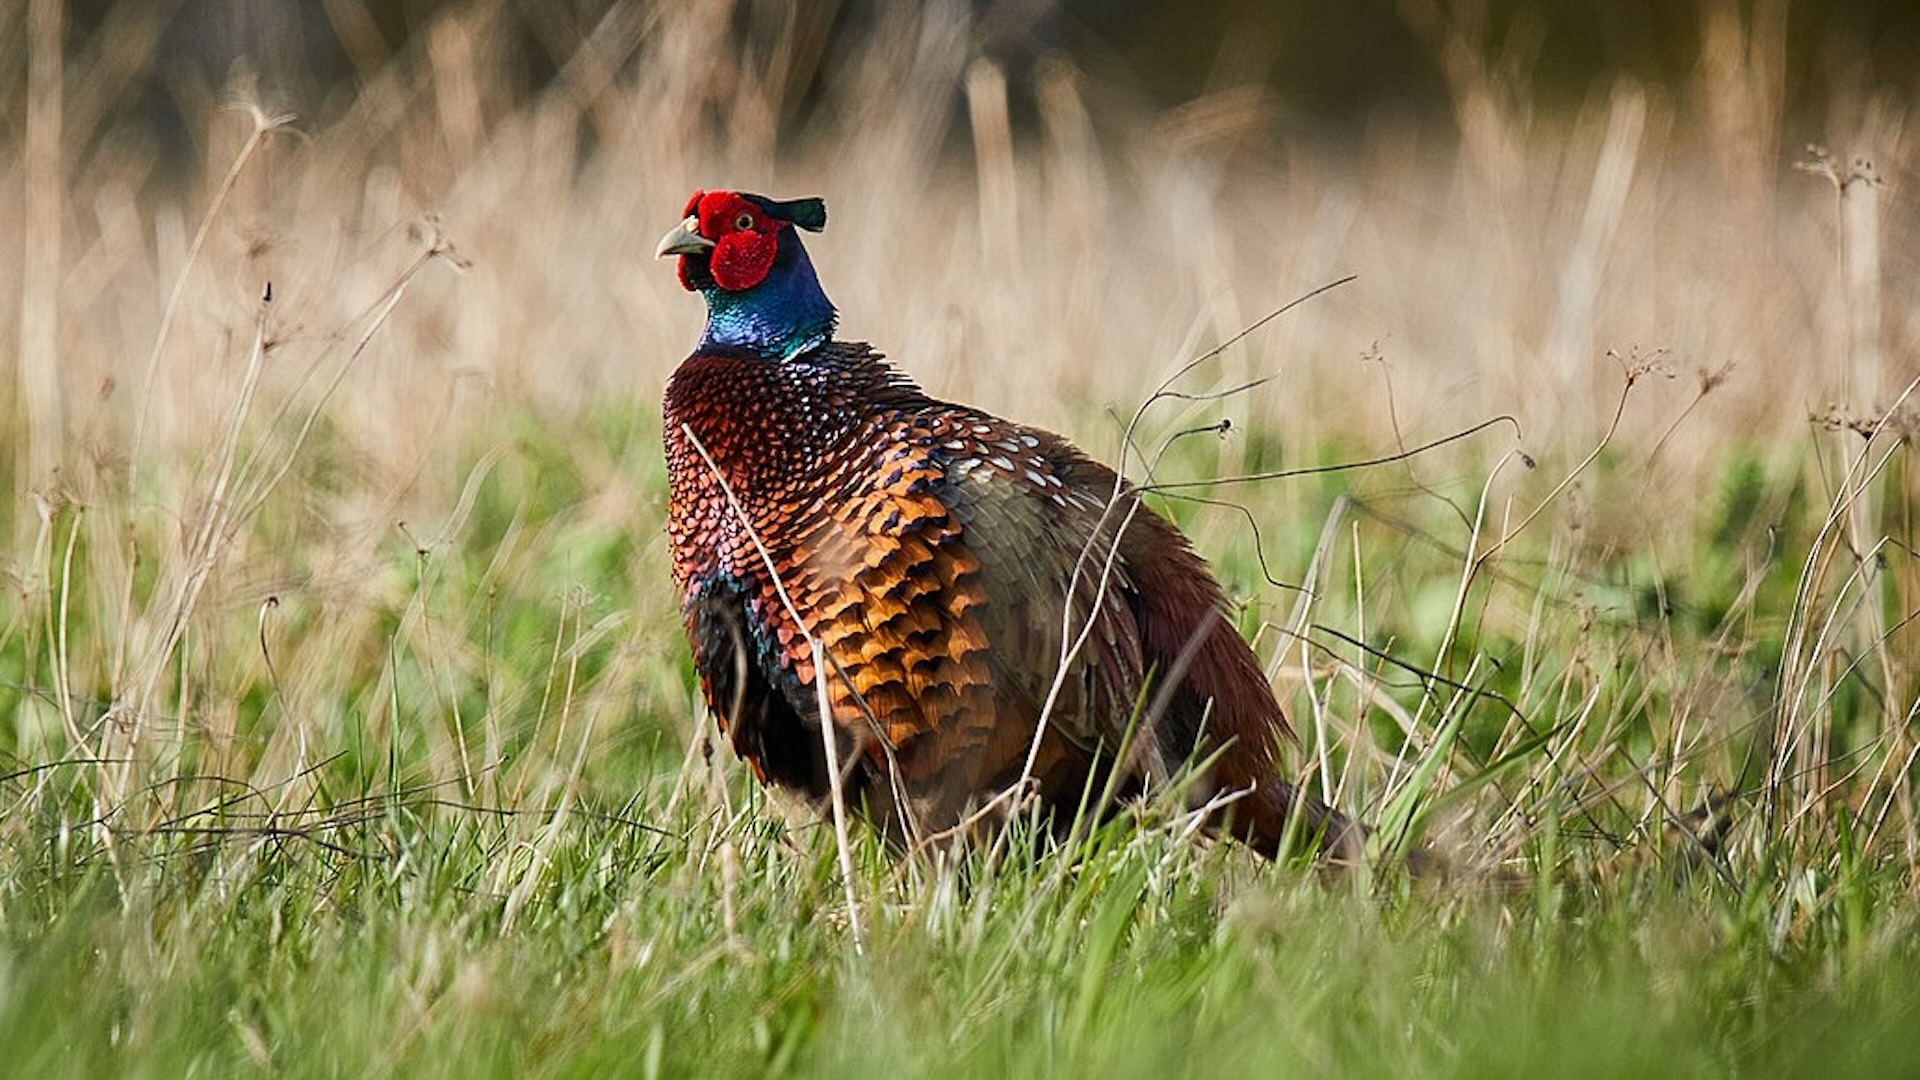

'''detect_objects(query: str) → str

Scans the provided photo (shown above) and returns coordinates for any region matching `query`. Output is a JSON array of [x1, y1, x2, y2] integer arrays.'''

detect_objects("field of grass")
[[3, 2, 1920, 1075]]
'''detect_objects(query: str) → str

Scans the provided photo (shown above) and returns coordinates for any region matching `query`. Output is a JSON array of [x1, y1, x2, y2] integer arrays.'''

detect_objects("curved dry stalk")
[[1473, 370, 1635, 567], [240, 227, 464, 520], [117, 286, 276, 808], [681, 424, 865, 952], [1137, 415, 1525, 497], [129, 104, 294, 476]]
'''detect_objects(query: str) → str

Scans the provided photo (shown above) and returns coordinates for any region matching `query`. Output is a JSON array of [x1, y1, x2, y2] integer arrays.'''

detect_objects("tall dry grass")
[[1, 0, 1916, 888]]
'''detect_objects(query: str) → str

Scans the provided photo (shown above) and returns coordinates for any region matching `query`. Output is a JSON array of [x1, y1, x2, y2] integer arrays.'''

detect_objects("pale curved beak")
[[655, 215, 715, 258]]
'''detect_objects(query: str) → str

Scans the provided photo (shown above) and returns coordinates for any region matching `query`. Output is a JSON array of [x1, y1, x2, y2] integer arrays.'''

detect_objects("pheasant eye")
[[734, 212, 755, 231]]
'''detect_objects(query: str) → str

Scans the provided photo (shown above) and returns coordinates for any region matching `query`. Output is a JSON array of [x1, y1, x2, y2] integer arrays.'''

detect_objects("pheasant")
[[658, 189, 1362, 861]]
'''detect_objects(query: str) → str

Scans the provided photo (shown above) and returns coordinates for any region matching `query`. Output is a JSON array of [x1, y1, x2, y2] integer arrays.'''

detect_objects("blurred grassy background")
[[2, 2, 1919, 1073]]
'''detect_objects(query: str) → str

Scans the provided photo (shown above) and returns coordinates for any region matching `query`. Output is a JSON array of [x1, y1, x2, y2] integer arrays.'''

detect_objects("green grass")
[[5, 2, 1920, 1074], [2, 769, 1919, 1078], [4, 406, 1918, 1077]]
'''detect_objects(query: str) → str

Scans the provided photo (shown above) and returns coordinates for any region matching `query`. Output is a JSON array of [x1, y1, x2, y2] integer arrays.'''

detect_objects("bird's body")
[[659, 190, 1359, 858]]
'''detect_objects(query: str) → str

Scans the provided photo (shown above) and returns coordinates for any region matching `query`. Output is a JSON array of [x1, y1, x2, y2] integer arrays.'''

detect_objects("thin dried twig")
[[682, 424, 865, 952], [128, 104, 294, 474]]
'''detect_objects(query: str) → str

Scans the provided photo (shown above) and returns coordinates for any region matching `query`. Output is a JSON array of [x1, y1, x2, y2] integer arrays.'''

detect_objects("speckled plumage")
[[660, 190, 1359, 858]]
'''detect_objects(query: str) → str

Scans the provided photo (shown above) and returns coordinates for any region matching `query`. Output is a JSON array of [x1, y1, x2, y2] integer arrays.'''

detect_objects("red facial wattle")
[[677, 190, 785, 292]]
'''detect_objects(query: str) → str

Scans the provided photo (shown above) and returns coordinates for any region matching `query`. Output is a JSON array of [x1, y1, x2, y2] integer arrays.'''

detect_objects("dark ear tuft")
[[741, 193, 828, 232], [779, 197, 827, 232]]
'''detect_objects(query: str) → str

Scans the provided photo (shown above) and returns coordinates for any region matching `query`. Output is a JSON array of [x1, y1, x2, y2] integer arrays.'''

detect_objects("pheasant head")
[[657, 190, 836, 360]]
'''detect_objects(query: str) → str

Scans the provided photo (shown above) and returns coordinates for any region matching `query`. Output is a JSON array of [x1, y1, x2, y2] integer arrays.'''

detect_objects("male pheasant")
[[658, 189, 1361, 860]]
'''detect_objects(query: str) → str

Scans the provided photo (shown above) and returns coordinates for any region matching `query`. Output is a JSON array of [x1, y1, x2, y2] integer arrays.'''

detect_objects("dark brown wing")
[[932, 414, 1362, 858]]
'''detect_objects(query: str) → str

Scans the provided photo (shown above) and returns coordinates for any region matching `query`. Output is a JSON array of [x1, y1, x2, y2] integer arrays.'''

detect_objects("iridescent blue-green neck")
[[697, 236, 837, 361]]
